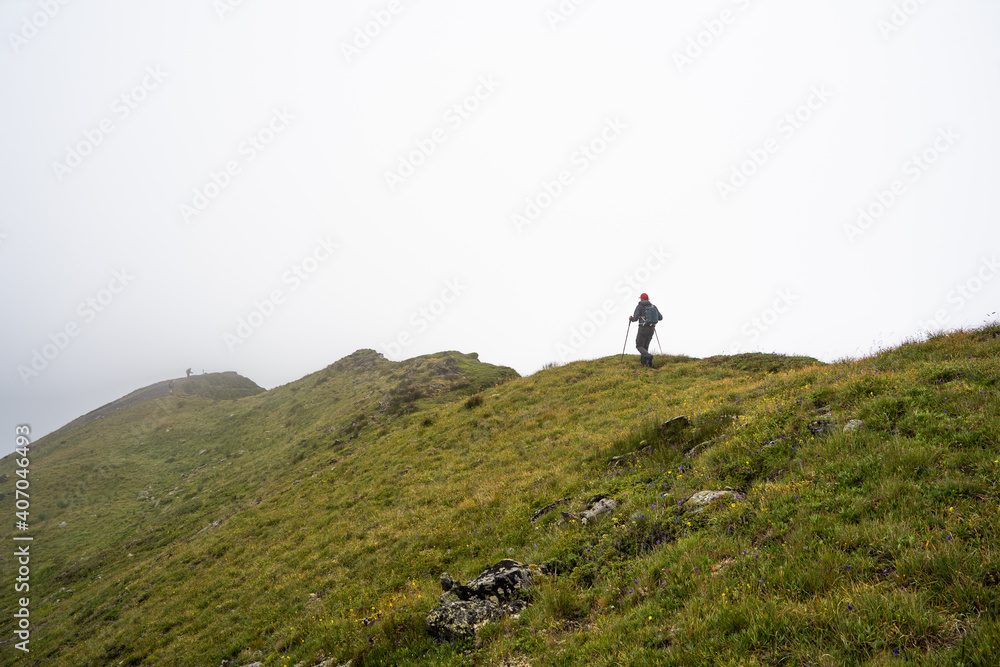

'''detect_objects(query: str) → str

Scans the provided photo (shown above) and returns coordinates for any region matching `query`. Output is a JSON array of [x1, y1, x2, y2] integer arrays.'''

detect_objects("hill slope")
[[57, 371, 266, 433], [2, 333, 999, 666]]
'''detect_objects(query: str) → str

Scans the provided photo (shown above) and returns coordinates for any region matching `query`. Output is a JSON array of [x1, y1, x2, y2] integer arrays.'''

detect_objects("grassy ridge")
[[2, 331, 999, 665]]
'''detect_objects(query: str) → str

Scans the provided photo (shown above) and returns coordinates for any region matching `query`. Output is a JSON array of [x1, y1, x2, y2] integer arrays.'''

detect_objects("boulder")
[[843, 419, 864, 432], [427, 560, 536, 640], [464, 559, 534, 604], [426, 599, 527, 642]]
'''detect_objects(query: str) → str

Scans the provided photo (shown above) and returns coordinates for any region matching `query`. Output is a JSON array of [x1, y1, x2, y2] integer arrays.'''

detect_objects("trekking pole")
[[654, 329, 663, 356], [621, 320, 631, 363]]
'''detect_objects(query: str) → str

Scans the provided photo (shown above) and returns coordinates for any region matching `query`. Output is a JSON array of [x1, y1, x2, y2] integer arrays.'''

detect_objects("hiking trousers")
[[635, 325, 655, 364]]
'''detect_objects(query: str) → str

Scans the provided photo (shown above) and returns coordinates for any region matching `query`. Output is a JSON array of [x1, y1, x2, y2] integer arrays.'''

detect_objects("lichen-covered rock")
[[426, 599, 506, 641], [306, 659, 350, 667], [808, 420, 835, 436], [464, 559, 534, 604], [844, 419, 864, 432], [427, 560, 537, 640], [580, 497, 616, 524], [685, 490, 737, 513]]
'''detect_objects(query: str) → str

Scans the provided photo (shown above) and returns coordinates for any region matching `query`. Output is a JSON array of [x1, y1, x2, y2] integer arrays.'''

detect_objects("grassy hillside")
[[2, 331, 999, 665], [58, 371, 266, 433]]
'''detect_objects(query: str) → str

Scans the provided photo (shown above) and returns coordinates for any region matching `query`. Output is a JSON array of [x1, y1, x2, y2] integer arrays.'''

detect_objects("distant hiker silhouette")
[[186, 368, 192, 378], [168, 380, 175, 395], [629, 293, 662, 367]]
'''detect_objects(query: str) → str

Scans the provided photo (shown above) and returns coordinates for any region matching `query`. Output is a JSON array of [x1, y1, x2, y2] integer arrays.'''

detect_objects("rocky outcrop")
[[685, 440, 714, 458], [684, 489, 739, 513], [807, 420, 835, 436], [529, 497, 572, 523], [580, 495, 616, 524], [427, 560, 537, 640], [441, 559, 534, 605], [608, 445, 652, 467], [426, 598, 528, 641], [659, 416, 690, 438], [608, 417, 691, 467], [552, 495, 618, 526]]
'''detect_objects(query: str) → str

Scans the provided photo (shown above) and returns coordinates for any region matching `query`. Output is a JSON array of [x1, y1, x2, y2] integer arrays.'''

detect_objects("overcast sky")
[[3, 0, 999, 443]]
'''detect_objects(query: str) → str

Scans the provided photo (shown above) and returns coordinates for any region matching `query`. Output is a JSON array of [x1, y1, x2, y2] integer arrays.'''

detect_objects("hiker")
[[628, 293, 662, 367], [185, 368, 192, 378], [168, 380, 175, 395]]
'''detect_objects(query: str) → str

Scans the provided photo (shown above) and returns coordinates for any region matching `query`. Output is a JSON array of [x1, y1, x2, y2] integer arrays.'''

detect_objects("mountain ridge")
[[3, 330, 999, 665]]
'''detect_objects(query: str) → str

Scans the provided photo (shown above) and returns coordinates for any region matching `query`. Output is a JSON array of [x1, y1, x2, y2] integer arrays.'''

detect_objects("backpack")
[[641, 304, 660, 327]]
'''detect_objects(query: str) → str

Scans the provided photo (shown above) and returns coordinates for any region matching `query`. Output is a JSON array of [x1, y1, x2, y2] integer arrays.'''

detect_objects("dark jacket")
[[630, 300, 662, 327]]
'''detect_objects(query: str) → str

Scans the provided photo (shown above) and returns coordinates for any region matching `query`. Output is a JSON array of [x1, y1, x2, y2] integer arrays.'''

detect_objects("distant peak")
[[330, 349, 387, 372]]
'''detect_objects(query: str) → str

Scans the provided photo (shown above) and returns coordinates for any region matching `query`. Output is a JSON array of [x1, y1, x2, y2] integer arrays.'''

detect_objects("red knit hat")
[[640, 293, 648, 300]]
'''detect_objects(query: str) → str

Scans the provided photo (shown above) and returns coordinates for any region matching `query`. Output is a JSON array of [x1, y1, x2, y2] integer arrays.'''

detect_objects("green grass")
[[2, 332, 999, 666]]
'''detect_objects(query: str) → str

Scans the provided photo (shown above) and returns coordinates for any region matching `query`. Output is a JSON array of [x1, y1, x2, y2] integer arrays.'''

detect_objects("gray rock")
[[685, 490, 737, 513], [438, 591, 461, 605], [307, 658, 349, 667], [843, 419, 864, 432], [608, 446, 652, 467], [427, 560, 537, 640], [529, 497, 572, 523], [685, 440, 713, 458], [585, 494, 608, 510], [426, 599, 506, 641], [807, 420, 835, 436], [464, 559, 534, 603], [580, 497, 616, 524]]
